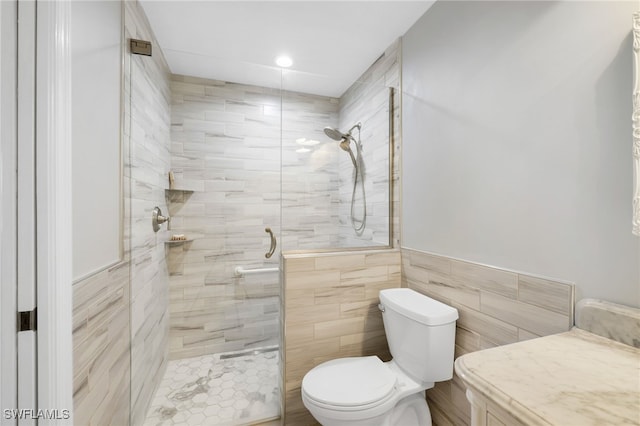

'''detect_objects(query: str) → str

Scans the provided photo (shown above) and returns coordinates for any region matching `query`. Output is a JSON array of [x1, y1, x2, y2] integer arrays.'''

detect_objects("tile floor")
[[143, 346, 280, 426]]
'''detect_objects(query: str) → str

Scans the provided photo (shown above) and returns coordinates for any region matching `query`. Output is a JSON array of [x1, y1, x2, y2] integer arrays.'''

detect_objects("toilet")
[[301, 288, 459, 426]]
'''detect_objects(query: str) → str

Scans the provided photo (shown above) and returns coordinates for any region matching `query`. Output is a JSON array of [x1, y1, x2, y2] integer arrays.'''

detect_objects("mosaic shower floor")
[[143, 346, 280, 426]]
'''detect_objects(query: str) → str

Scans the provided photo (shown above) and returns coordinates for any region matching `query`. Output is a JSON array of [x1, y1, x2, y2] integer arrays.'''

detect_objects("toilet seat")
[[302, 356, 396, 409], [301, 358, 433, 425]]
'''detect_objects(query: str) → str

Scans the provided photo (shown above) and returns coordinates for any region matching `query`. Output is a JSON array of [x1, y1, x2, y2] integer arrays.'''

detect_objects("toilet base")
[[308, 393, 432, 426], [389, 393, 432, 426]]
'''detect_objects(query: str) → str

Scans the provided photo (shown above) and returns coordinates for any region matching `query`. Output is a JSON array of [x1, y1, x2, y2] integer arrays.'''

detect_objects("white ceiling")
[[140, 1, 435, 97]]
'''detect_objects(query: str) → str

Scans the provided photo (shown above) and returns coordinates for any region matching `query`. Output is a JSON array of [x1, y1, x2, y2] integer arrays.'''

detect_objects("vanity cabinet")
[[455, 328, 640, 426], [465, 389, 526, 426]]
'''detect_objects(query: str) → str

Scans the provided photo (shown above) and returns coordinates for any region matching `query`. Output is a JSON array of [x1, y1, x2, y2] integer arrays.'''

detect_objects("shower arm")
[[345, 122, 362, 142]]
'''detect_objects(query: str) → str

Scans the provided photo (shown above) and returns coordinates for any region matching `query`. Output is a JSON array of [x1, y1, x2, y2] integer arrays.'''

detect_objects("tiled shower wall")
[[401, 248, 575, 425], [281, 90, 341, 250], [338, 39, 401, 247], [72, 2, 172, 425]]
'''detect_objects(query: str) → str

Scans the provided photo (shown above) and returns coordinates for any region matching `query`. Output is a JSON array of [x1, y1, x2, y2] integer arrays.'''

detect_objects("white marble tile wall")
[[338, 39, 401, 247], [401, 247, 575, 425]]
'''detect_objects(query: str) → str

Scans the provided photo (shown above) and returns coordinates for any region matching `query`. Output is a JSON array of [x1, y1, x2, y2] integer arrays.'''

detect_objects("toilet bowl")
[[301, 288, 458, 426], [302, 356, 432, 426]]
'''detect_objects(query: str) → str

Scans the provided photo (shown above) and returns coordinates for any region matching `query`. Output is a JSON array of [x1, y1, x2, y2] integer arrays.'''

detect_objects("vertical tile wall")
[[72, 2, 172, 425], [401, 247, 575, 425], [338, 39, 401, 247], [281, 250, 401, 425], [126, 1, 172, 424]]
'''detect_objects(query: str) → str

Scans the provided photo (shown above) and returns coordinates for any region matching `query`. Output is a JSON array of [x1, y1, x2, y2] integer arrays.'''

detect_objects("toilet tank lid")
[[379, 288, 458, 326]]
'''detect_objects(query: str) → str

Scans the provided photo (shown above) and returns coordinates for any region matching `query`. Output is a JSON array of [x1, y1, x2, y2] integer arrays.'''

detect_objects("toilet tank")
[[379, 288, 458, 384]]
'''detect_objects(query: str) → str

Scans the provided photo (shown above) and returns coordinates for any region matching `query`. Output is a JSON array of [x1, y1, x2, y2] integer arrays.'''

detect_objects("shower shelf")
[[164, 186, 198, 246], [165, 238, 194, 245], [165, 188, 196, 193]]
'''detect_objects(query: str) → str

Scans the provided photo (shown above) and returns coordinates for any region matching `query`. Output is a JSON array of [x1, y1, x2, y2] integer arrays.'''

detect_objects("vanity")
[[455, 299, 640, 426]]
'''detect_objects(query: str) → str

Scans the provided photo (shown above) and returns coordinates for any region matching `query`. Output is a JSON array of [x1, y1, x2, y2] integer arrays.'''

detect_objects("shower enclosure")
[[124, 8, 398, 423]]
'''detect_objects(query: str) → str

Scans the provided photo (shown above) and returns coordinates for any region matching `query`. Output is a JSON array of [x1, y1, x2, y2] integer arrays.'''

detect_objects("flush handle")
[[378, 303, 385, 313]]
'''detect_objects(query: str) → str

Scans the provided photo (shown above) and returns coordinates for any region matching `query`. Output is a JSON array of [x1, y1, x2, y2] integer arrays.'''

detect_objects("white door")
[[16, 0, 38, 423], [1, 0, 38, 423], [0, 0, 19, 425]]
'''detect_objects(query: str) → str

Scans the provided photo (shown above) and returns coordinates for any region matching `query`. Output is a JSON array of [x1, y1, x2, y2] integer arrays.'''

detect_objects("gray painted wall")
[[402, 1, 640, 307]]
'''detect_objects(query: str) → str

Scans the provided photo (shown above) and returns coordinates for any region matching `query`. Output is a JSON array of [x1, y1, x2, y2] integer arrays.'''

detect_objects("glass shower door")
[[126, 25, 284, 423], [161, 76, 283, 424]]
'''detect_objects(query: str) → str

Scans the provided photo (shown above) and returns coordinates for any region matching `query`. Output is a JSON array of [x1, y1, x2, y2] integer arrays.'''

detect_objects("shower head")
[[324, 124, 361, 167], [324, 124, 360, 151], [324, 126, 348, 142]]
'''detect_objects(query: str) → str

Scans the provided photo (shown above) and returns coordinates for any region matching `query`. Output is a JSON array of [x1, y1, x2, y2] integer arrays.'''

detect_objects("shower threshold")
[[219, 346, 278, 360], [143, 345, 280, 426]]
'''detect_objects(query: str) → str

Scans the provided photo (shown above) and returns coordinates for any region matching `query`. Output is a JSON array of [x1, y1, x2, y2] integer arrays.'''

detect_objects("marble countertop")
[[455, 328, 640, 426]]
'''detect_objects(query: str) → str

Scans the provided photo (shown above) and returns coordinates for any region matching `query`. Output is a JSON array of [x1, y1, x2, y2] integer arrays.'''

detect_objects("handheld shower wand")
[[323, 123, 367, 235]]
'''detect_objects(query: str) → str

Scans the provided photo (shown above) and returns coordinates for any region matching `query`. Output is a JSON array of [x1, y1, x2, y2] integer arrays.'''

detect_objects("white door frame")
[[3, 1, 83, 423], [35, 0, 73, 423], [17, 2, 38, 423]]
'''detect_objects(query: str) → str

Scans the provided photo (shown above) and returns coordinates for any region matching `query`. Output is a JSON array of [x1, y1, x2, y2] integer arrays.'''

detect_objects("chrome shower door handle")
[[265, 227, 276, 259]]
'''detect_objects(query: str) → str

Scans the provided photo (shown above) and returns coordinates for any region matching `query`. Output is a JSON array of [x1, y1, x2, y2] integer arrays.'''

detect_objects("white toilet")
[[301, 288, 459, 426]]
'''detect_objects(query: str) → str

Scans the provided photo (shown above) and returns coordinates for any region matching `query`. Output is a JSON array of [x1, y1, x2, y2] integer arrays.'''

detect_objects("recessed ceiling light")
[[296, 147, 310, 153], [275, 55, 293, 68]]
